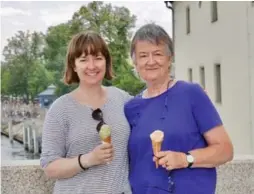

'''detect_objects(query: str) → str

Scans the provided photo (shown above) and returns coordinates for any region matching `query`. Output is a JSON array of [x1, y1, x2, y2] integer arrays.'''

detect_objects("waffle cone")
[[150, 130, 164, 169], [101, 136, 111, 144], [152, 140, 162, 168]]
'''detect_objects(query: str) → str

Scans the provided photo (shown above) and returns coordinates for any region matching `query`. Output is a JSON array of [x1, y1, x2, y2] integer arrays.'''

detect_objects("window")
[[211, 1, 218, 22], [199, 66, 205, 89], [186, 6, 190, 34], [215, 64, 222, 103], [188, 68, 193, 82]]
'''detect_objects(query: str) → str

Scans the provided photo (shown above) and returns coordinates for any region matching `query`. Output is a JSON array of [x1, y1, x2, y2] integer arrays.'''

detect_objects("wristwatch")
[[186, 152, 194, 168]]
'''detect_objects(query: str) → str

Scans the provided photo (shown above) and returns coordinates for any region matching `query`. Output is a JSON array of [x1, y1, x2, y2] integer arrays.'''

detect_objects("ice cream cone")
[[150, 130, 164, 168], [99, 124, 111, 144], [102, 136, 111, 144]]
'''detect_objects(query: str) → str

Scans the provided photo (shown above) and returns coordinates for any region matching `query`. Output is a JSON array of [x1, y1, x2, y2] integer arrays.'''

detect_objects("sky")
[[0, 1, 172, 60]]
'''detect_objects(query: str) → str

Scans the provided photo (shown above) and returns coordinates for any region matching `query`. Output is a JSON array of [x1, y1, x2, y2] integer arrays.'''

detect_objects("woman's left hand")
[[153, 151, 188, 170]]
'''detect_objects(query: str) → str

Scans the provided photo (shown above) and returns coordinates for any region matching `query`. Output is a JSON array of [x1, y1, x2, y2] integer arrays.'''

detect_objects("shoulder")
[[124, 93, 144, 122], [175, 80, 206, 96], [176, 80, 210, 108], [106, 86, 133, 103], [175, 80, 202, 91], [183, 81, 207, 100], [47, 94, 69, 116]]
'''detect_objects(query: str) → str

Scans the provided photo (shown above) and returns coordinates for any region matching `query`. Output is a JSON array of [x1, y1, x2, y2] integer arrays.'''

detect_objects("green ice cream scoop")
[[99, 124, 111, 140]]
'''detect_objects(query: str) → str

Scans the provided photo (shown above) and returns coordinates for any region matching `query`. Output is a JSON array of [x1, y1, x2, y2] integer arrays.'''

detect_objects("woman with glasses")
[[40, 31, 132, 194], [124, 24, 234, 194]]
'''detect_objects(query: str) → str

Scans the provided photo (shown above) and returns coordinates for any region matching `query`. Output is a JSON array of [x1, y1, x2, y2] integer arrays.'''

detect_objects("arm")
[[41, 100, 113, 180], [40, 100, 70, 179], [115, 87, 133, 103], [188, 84, 233, 168], [43, 154, 89, 179], [44, 144, 113, 179], [156, 128, 233, 169], [188, 125, 233, 168], [155, 84, 233, 169]]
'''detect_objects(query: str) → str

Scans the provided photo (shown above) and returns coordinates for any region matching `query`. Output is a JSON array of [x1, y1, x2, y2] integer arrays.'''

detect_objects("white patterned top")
[[40, 86, 132, 194]]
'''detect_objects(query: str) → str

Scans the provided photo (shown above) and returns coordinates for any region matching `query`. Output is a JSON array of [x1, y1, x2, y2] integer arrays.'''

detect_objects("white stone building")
[[171, 1, 254, 154]]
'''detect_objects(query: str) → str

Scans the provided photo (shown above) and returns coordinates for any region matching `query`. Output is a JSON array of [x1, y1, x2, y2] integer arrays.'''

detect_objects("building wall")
[[247, 1, 254, 155], [173, 1, 254, 154]]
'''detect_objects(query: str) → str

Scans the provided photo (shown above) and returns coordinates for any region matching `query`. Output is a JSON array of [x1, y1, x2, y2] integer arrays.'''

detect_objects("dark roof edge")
[[164, 1, 173, 9]]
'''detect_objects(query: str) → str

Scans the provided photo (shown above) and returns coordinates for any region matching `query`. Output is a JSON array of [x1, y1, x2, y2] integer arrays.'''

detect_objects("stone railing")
[[1, 155, 254, 194]]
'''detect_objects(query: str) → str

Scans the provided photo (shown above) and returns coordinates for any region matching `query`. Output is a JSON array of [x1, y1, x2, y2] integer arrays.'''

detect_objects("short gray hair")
[[130, 23, 174, 59]]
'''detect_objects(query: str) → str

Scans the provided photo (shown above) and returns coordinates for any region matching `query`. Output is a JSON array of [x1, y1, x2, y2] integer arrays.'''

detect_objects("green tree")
[[1, 30, 51, 101], [28, 62, 54, 99], [44, 1, 144, 96], [1, 64, 11, 95]]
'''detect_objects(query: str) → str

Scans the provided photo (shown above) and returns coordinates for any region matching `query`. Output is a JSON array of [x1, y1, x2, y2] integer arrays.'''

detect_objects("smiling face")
[[130, 24, 174, 84], [64, 32, 113, 85], [134, 40, 171, 83], [74, 50, 106, 86]]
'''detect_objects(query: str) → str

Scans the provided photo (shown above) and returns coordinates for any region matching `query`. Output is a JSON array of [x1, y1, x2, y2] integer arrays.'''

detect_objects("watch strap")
[[186, 152, 193, 168]]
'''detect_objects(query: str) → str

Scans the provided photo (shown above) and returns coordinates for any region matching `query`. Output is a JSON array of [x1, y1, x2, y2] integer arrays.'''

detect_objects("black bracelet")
[[78, 154, 88, 171]]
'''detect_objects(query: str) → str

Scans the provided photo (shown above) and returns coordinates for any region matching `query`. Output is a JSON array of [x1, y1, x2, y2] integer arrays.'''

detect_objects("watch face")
[[187, 155, 194, 163]]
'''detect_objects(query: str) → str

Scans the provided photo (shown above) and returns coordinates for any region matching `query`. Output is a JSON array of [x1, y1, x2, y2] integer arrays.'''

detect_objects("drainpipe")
[[164, 1, 174, 46], [164, 1, 175, 78], [246, 3, 254, 154]]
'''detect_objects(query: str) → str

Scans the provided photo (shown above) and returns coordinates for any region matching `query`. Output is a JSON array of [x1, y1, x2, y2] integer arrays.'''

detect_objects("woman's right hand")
[[83, 143, 114, 167]]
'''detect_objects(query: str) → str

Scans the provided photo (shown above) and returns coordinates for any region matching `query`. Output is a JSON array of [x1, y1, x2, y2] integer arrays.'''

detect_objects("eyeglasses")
[[91, 108, 105, 132]]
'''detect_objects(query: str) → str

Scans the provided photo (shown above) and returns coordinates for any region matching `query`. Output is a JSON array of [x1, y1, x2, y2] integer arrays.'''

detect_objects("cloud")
[[0, 7, 31, 17], [11, 21, 25, 26], [38, 1, 172, 36], [39, 3, 85, 27], [107, 1, 172, 36]]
